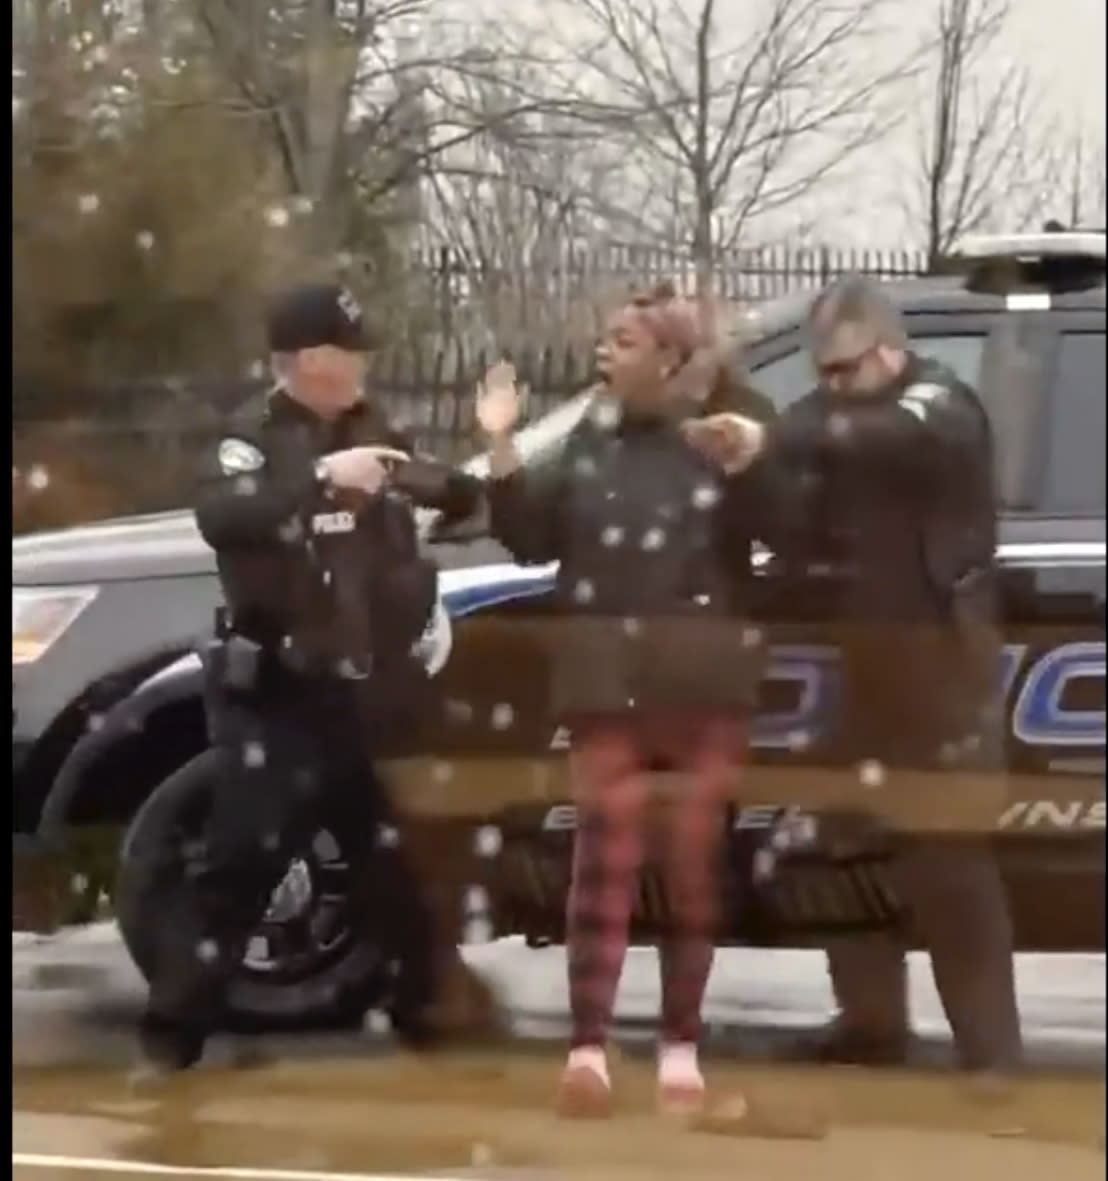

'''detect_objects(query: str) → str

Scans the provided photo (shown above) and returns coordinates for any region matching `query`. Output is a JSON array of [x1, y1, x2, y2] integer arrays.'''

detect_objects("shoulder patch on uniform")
[[217, 437, 265, 475], [898, 381, 948, 422]]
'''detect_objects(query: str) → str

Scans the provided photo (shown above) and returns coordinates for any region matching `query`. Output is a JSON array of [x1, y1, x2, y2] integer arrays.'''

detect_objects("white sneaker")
[[657, 1042, 706, 1115], [557, 1045, 613, 1119]]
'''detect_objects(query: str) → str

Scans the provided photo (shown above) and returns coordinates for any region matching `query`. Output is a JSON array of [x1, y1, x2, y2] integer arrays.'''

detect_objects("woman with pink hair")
[[476, 284, 773, 1117]]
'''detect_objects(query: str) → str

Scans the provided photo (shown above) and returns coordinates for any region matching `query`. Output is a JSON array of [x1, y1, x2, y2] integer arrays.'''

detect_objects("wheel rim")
[[164, 790, 361, 987], [240, 827, 358, 982]]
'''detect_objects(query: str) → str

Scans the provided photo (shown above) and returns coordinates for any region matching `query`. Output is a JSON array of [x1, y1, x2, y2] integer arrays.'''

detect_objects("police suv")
[[12, 231, 1106, 1030]]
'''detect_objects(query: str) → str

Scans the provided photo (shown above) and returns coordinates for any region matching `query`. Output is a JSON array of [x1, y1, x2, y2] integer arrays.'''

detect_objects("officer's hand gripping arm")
[[383, 427, 485, 527]]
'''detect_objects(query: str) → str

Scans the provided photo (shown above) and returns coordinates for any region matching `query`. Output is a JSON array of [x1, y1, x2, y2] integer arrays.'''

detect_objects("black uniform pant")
[[823, 835, 1022, 1071], [141, 675, 436, 1048]]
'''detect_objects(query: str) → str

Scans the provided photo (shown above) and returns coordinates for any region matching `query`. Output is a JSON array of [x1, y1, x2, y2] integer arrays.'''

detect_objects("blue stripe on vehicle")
[[443, 575, 556, 619]]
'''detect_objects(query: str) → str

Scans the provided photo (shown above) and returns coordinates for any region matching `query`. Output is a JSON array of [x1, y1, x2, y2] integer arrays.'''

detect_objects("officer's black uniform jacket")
[[486, 392, 777, 719], [194, 390, 483, 688], [758, 353, 1000, 762]]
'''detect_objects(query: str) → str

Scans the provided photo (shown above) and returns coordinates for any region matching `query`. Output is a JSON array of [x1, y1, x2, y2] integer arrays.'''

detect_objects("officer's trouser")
[[824, 837, 1022, 1071], [143, 678, 436, 1039]]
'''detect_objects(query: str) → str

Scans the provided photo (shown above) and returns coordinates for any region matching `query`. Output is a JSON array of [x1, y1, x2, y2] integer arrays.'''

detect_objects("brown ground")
[[13, 1051, 1106, 1181]]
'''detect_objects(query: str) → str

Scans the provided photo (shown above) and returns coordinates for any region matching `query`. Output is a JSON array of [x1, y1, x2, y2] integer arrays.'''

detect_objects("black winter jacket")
[[761, 353, 1000, 763], [486, 392, 777, 719], [194, 390, 482, 685]]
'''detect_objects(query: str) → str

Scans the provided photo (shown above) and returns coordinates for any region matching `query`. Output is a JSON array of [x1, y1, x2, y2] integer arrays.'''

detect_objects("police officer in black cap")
[[136, 282, 484, 1072]]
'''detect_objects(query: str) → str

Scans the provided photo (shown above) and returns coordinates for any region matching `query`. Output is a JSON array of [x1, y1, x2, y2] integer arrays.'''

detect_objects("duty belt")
[[274, 638, 372, 681]]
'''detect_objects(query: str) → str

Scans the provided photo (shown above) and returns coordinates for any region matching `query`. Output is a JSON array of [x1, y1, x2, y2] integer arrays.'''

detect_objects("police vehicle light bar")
[[950, 231, 1107, 265]]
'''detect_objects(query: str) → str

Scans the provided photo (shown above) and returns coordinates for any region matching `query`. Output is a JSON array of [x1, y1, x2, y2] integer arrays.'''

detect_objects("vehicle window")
[[750, 334, 987, 410], [749, 349, 811, 410], [1041, 332, 1106, 514]]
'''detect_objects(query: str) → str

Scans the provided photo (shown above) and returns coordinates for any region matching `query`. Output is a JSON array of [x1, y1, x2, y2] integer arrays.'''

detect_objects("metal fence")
[[407, 242, 930, 304]]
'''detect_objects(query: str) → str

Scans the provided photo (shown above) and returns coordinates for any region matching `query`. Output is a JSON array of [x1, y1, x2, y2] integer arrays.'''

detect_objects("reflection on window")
[[1042, 334, 1106, 514]]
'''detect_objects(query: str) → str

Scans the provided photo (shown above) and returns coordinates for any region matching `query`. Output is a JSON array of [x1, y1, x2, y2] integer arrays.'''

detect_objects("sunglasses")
[[814, 347, 876, 382]]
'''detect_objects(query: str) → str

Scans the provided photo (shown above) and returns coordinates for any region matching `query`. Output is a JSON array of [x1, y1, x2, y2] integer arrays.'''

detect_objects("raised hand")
[[475, 361, 525, 439]]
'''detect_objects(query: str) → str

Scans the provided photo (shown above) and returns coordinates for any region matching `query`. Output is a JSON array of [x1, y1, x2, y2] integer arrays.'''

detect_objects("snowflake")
[[827, 412, 851, 439], [691, 484, 720, 510], [490, 702, 515, 730], [242, 740, 267, 768], [474, 826, 502, 857], [592, 399, 620, 430], [195, 939, 219, 964], [858, 759, 885, 788]]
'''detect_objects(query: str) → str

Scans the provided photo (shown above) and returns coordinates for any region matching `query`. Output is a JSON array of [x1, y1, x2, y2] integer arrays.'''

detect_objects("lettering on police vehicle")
[[544, 641, 1105, 753], [752, 640, 1106, 751], [311, 510, 357, 535], [997, 799, 1105, 831]]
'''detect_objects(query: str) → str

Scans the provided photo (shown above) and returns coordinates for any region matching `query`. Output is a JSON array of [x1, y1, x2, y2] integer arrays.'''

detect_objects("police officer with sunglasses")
[[686, 275, 1022, 1077]]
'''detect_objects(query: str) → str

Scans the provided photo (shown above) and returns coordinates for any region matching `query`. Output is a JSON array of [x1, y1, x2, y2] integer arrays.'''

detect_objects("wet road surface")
[[12, 927, 1107, 1180]]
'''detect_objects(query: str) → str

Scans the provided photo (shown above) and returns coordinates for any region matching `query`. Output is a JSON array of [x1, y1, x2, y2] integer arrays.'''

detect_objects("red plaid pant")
[[565, 711, 745, 1048]]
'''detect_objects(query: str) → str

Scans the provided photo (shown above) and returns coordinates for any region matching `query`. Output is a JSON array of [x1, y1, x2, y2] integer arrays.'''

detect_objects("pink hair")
[[627, 281, 710, 363]]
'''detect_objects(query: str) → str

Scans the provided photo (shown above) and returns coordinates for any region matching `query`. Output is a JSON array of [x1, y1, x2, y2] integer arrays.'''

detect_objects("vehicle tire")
[[115, 749, 397, 1033]]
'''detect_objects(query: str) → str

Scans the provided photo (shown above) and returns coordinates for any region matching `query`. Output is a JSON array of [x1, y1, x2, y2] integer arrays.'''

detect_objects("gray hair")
[[808, 274, 908, 354]]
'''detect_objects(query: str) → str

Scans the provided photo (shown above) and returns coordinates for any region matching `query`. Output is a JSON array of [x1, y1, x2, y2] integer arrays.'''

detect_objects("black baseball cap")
[[265, 282, 378, 353]]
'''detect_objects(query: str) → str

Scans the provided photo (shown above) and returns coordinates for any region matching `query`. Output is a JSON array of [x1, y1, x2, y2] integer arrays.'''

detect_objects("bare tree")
[[415, 63, 641, 350], [1050, 128, 1107, 229], [187, 0, 570, 259], [515, 0, 910, 288], [907, 0, 1056, 266]]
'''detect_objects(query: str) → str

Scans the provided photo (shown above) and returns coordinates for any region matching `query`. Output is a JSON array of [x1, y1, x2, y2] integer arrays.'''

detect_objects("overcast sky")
[[1007, 0, 1104, 139], [826, 0, 1100, 244], [434, 0, 1106, 247], [767, 0, 1107, 244]]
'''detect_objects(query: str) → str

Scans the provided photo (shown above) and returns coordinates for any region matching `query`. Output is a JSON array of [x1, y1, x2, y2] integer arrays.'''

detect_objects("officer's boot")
[[133, 1010, 208, 1085], [898, 839, 1022, 1077], [783, 934, 910, 1066]]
